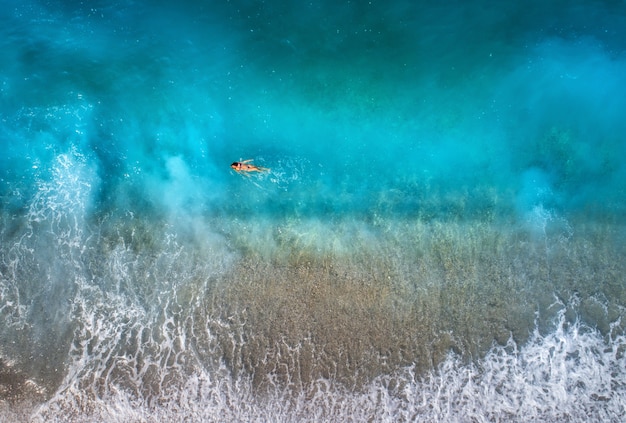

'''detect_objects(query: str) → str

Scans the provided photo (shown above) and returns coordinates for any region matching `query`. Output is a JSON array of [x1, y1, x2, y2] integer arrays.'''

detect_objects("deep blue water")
[[1, 0, 626, 421]]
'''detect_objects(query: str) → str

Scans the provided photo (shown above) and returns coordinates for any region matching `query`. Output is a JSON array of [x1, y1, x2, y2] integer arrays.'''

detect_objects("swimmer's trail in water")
[[230, 156, 309, 192], [1, 0, 626, 421]]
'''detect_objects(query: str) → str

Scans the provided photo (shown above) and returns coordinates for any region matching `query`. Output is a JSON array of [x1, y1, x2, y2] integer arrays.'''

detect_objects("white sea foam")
[[26, 306, 625, 422]]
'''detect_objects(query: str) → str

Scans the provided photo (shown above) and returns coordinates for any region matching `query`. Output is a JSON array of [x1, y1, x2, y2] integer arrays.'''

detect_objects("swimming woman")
[[230, 159, 269, 174]]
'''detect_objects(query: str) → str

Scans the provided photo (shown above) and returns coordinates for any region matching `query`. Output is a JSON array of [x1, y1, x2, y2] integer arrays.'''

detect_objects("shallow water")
[[1, 0, 626, 421]]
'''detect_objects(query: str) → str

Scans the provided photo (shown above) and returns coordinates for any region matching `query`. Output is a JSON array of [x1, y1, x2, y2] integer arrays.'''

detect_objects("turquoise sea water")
[[1, 0, 626, 421]]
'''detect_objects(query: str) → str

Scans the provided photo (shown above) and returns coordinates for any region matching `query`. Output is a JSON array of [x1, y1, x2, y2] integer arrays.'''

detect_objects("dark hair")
[[231, 162, 240, 167]]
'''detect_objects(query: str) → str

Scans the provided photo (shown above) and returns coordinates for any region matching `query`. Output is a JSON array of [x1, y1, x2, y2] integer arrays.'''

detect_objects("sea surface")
[[1, 0, 626, 421]]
